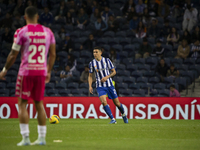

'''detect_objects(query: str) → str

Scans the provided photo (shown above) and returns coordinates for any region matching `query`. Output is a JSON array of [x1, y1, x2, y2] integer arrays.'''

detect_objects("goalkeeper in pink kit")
[[0, 6, 56, 146]]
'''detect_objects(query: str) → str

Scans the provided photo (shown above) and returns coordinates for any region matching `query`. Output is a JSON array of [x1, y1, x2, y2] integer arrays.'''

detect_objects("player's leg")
[[112, 97, 128, 123], [32, 100, 46, 145], [17, 97, 31, 146], [31, 76, 46, 145], [99, 95, 117, 124], [108, 86, 128, 123], [97, 87, 116, 124]]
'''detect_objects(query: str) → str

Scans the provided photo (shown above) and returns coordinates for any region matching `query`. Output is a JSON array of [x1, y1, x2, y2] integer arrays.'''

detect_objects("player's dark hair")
[[25, 6, 38, 19], [94, 46, 102, 51], [170, 84, 175, 88]]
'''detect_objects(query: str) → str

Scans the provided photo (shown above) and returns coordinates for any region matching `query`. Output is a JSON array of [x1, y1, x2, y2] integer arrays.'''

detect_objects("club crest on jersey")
[[94, 65, 98, 72]]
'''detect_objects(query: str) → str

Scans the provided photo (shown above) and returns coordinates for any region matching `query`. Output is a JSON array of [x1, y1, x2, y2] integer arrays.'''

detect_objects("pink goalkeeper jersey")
[[13, 24, 55, 76]]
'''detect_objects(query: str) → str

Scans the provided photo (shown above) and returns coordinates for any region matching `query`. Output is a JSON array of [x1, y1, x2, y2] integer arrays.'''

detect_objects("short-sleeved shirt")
[[89, 57, 114, 88], [12, 24, 55, 76]]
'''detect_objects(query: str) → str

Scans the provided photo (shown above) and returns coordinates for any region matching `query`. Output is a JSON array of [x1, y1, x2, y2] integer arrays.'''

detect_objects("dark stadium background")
[[0, 0, 200, 97]]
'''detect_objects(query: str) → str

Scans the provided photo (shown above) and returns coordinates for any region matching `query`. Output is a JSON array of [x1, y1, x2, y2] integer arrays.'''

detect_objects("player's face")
[[93, 49, 102, 59]]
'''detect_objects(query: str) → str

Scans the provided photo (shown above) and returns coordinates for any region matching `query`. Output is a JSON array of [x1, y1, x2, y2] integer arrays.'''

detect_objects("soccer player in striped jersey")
[[88, 47, 128, 124]]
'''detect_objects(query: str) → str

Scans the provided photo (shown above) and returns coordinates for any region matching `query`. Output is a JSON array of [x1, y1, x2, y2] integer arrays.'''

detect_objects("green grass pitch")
[[0, 119, 200, 150]]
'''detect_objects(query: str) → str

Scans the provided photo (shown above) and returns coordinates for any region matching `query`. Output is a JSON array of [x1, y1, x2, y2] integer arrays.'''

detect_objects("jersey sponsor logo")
[[26, 32, 47, 36]]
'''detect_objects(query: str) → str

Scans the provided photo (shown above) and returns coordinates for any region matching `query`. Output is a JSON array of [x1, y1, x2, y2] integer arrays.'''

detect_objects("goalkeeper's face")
[[93, 49, 102, 59]]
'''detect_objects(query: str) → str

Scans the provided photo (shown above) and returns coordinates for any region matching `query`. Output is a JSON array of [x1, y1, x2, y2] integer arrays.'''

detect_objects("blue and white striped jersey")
[[89, 57, 114, 87]]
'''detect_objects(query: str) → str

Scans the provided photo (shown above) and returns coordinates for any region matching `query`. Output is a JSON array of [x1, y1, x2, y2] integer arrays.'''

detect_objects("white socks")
[[20, 124, 29, 138], [38, 125, 46, 138]]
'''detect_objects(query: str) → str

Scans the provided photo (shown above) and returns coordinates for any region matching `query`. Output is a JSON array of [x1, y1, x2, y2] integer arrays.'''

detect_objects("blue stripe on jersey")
[[89, 57, 114, 88]]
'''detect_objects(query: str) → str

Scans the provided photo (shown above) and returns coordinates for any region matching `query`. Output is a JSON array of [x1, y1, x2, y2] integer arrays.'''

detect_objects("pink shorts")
[[15, 76, 45, 101]]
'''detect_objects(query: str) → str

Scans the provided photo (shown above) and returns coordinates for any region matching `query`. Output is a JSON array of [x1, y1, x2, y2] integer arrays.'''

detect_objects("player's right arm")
[[46, 43, 56, 83], [88, 73, 93, 94]]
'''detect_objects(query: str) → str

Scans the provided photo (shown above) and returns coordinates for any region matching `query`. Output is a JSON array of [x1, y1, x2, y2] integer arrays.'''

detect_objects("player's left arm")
[[101, 68, 116, 83], [0, 49, 19, 80]]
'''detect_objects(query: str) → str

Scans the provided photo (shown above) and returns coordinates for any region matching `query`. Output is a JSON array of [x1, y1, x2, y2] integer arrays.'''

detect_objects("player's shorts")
[[96, 86, 118, 99], [15, 75, 45, 101]]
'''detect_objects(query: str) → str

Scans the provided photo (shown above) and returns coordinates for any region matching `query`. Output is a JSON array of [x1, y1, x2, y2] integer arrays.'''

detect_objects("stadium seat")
[[126, 64, 138, 72], [136, 77, 148, 83], [70, 31, 80, 38], [79, 83, 89, 89], [123, 76, 135, 84], [57, 51, 68, 59], [103, 31, 115, 38], [122, 58, 133, 66], [112, 44, 123, 52], [158, 89, 170, 97], [184, 58, 195, 65], [77, 58, 86, 65], [97, 38, 108, 45], [9, 64, 19, 72], [176, 64, 188, 71], [140, 83, 153, 94], [126, 30, 135, 38], [45, 83, 55, 90], [71, 89, 83, 96], [188, 64, 200, 76], [145, 57, 158, 66], [171, 58, 183, 65], [115, 31, 126, 38], [149, 77, 160, 83], [147, 38, 155, 44], [85, 23, 95, 31], [120, 24, 129, 31], [119, 89, 132, 97], [132, 38, 143, 44], [71, 51, 80, 59], [179, 71, 195, 84], [108, 38, 119, 46], [119, 38, 131, 46], [10, 89, 16, 96], [113, 76, 123, 83], [47, 89, 58, 95], [0, 89, 9, 95], [133, 89, 145, 97], [116, 64, 126, 70], [6, 70, 18, 78], [65, 25, 73, 31], [55, 83, 67, 90], [196, 58, 200, 64], [0, 77, 11, 84], [129, 83, 140, 90], [137, 64, 150, 71], [6, 83, 16, 90], [131, 71, 143, 78], [74, 43, 81, 51], [76, 37, 87, 44], [117, 70, 130, 77], [117, 83, 128, 89], [80, 51, 92, 59], [49, 94, 61, 97], [0, 83, 6, 89], [164, 51, 177, 58], [143, 71, 155, 77], [157, 17, 164, 24], [168, 16, 176, 23], [123, 44, 135, 52], [80, 31, 91, 38], [119, 51, 128, 59], [154, 83, 166, 90], [59, 89, 70, 96], [163, 77, 174, 84], [68, 82, 79, 89], [81, 88, 89, 96], [101, 44, 110, 52], [134, 58, 145, 65], [175, 77, 187, 90]]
